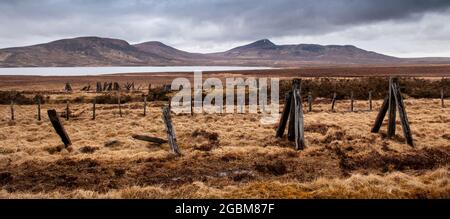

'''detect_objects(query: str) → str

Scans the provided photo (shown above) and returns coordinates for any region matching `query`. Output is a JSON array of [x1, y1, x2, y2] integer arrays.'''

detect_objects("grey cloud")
[[0, 0, 449, 56]]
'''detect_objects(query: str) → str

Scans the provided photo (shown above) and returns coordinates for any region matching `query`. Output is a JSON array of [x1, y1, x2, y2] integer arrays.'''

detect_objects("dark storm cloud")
[[0, 0, 450, 56]]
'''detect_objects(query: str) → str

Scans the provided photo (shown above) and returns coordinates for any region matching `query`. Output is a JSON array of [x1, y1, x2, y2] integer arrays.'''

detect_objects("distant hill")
[[1, 36, 449, 67]]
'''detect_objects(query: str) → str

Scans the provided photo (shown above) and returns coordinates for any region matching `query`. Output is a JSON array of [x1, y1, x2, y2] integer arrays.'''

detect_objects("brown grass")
[[0, 97, 449, 198]]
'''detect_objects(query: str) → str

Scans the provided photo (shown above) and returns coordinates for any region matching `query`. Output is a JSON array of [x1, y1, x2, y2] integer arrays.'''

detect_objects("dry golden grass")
[[0, 98, 449, 198]]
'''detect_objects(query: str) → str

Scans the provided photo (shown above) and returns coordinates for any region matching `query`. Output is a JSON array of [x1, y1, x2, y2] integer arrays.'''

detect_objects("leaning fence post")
[[371, 96, 389, 133], [37, 98, 41, 121], [331, 92, 337, 111], [391, 80, 414, 146], [47, 109, 71, 147], [369, 91, 373, 111], [276, 92, 292, 138], [308, 91, 312, 112], [10, 100, 14, 121], [387, 78, 397, 138], [162, 106, 181, 156]]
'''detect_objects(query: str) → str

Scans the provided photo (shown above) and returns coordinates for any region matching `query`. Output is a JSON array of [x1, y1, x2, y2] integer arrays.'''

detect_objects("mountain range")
[[0, 36, 449, 67]]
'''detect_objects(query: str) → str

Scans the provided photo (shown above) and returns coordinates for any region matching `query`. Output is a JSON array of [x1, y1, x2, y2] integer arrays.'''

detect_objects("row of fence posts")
[[5, 87, 448, 121]]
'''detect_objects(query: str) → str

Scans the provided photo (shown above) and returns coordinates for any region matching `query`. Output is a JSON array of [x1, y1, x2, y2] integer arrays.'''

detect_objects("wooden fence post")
[[143, 95, 147, 116], [387, 78, 397, 138], [92, 97, 96, 120], [162, 106, 181, 156], [65, 100, 70, 120], [308, 91, 312, 112], [391, 80, 414, 146], [331, 92, 337, 111], [276, 92, 292, 138], [37, 98, 41, 121], [371, 78, 413, 147], [293, 88, 305, 150], [47, 109, 71, 147], [96, 82, 102, 92], [441, 88, 445, 108], [10, 100, 14, 121], [288, 79, 301, 141], [369, 91, 373, 111], [350, 91, 354, 112], [190, 96, 194, 116], [371, 96, 389, 133]]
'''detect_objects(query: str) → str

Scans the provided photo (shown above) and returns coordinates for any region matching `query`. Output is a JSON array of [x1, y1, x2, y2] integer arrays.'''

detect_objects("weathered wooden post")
[[162, 106, 181, 155], [293, 88, 305, 150], [47, 109, 71, 147], [350, 91, 354, 112], [143, 95, 147, 116], [387, 78, 397, 138], [10, 100, 14, 121], [37, 98, 41, 121], [92, 97, 96, 120], [288, 79, 301, 141], [190, 96, 194, 116], [308, 91, 312, 112], [331, 92, 337, 111], [64, 83, 72, 93], [371, 77, 413, 147], [276, 92, 292, 138], [65, 100, 70, 121], [369, 91, 373, 111], [391, 80, 414, 146], [118, 92, 122, 117], [371, 96, 389, 133], [441, 88, 445, 108], [96, 82, 102, 93]]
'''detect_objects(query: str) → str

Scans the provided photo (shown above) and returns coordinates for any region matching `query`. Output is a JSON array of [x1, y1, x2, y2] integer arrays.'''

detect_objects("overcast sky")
[[1, 0, 449, 57]]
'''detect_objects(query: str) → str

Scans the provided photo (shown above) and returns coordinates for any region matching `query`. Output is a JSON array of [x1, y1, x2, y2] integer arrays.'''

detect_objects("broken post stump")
[[47, 109, 71, 147], [162, 106, 181, 155], [132, 134, 167, 145], [276, 92, 292, 138], [369, 91, 373, 111]]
